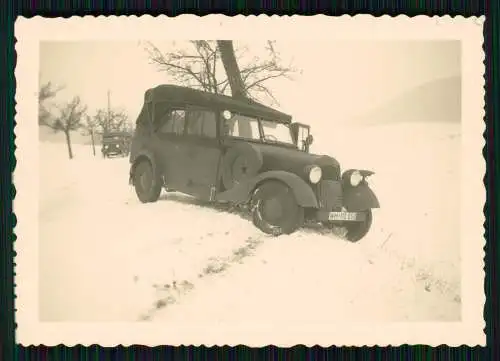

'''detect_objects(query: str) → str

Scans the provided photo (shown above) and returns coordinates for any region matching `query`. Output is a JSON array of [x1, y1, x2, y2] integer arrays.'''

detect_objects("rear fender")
[[129, 149, 162, 185], [216, 170, 319, 208], [343, 183, 380, 211]]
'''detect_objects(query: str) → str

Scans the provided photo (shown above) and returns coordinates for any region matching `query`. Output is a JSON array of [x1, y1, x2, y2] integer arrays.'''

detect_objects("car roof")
[[144, 84, 292, 124], [102, 131, 132, 137]]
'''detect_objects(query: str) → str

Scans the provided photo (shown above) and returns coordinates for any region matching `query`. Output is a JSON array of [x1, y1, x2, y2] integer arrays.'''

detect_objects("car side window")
[[158, 109, 186, 135], [186, 109, 217, 138], [223, 113, 260, 140]]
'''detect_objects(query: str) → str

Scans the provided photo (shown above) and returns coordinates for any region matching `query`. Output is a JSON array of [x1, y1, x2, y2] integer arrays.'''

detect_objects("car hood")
[[252, 143, 340, 179]]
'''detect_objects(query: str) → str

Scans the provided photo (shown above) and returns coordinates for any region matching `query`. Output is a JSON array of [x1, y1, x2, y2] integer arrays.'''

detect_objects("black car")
[[128, 85, 380, 242], [102, 132, 131, 158]]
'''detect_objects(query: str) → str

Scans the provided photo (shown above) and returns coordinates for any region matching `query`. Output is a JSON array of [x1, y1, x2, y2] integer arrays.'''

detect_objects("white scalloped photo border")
[[13, 14, 486, 347]]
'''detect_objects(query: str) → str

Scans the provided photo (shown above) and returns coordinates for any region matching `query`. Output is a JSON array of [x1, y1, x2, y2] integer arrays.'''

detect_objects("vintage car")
[[101, 132, 131, 158], [129, 85, 380, 242]]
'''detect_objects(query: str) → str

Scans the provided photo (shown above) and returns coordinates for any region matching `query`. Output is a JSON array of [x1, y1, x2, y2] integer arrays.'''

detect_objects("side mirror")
[[303, 134, 313, 152]]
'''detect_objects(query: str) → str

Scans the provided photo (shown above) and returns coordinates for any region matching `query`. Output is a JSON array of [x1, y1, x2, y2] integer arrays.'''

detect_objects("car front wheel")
[[251, 180, 304, 236], [133, 160, 162, 203], [344, 209, 373, 242]]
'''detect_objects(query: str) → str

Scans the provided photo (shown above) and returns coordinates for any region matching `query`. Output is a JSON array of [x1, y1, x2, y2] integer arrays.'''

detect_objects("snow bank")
[[38, 121, 461, 322], [39, 142, 266, 321], [313, 122, 461, 297]]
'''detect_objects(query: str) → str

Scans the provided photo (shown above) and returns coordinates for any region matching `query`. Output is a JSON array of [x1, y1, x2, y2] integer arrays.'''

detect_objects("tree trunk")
[[64, 130, 74, 159], [90, 129, 96, 156], [217, 40, 247, 100]]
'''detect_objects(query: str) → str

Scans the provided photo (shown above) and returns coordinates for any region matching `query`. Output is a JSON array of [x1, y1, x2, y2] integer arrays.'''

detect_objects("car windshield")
[[222, 112, 294, 146], [260, 120, 294, 145]]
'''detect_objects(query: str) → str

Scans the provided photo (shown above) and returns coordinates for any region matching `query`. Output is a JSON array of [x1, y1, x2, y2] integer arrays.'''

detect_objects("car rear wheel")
[[133, 160, 162, 203], [251, 180, 304, 236]]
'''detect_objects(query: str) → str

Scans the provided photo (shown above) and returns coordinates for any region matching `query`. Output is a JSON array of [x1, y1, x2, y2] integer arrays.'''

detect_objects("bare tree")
[[144, 40, 297, 105], [38, 81, 64, 125], [48, 96, 87, 159], [82, 115, 97, 156], [92, 108, 129, 134], [217, 40, 247, 100]]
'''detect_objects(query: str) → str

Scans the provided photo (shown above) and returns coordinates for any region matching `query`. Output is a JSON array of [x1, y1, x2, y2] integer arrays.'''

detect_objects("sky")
[[39, 40, 461, 129]]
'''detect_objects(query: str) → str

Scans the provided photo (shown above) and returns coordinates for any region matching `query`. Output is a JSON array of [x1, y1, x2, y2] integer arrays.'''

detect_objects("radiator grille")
[[321, 164, 341, 180], [316, 180, 343, 211]]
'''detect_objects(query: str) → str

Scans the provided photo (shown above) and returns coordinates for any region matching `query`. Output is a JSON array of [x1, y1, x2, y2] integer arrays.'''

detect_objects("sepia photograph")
[[14, 15, 485, 346]]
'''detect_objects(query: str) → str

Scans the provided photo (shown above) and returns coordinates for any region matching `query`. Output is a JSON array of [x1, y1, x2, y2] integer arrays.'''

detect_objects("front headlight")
[[308, 166, 322, 184], [350, 170, 363, 187]]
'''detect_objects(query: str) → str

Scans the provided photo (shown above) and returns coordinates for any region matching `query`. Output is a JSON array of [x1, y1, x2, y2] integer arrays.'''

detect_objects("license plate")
[[328, 211, 358, 221]]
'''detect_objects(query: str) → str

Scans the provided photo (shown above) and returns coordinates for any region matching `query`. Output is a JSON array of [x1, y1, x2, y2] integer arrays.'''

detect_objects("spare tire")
[[221, 143, 263, 190]]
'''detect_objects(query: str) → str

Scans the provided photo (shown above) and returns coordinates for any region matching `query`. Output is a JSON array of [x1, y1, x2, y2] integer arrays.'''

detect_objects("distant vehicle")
[[128, 85, 380, 242], [101, 131, 132, 158]]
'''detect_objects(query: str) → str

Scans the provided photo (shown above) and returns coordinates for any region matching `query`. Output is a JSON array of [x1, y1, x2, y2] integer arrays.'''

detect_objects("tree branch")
[[144, 40, 300, 105]]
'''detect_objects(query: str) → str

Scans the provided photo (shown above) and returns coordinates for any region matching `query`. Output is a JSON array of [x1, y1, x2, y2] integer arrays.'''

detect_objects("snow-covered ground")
[[38, 121, 461, 323]]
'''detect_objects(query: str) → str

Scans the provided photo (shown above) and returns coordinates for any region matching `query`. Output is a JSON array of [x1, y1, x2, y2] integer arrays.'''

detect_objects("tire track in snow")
[[137, 234, 265, 321]]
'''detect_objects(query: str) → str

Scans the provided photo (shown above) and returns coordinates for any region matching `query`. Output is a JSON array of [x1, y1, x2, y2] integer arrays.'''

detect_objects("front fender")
[[215, 170, 319, 208], [343, 183, 380, 211]]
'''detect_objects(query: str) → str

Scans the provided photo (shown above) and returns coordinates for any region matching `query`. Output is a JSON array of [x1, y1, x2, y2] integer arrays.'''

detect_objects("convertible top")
[[141, 84, 293, 124], [102, 131, 132, 138]]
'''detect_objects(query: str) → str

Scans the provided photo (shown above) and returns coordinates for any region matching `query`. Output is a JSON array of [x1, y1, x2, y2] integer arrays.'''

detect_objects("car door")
[[151, 107, 191, 192], [182, 106, 223, 201]]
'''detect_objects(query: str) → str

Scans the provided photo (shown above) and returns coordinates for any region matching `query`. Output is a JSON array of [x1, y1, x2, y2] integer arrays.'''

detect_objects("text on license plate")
[[328, 212, 358, 221]]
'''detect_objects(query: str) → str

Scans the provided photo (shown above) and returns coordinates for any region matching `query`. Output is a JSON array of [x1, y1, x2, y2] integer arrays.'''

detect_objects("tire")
[[251, 180, 304, 236], [222, 144, 263, 190], [133, 160, 162, 203], [344, 209, 373, 242]]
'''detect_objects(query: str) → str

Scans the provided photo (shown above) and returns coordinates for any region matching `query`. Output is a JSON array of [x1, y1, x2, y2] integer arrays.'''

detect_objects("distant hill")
[[349, 76, 461, 126]]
